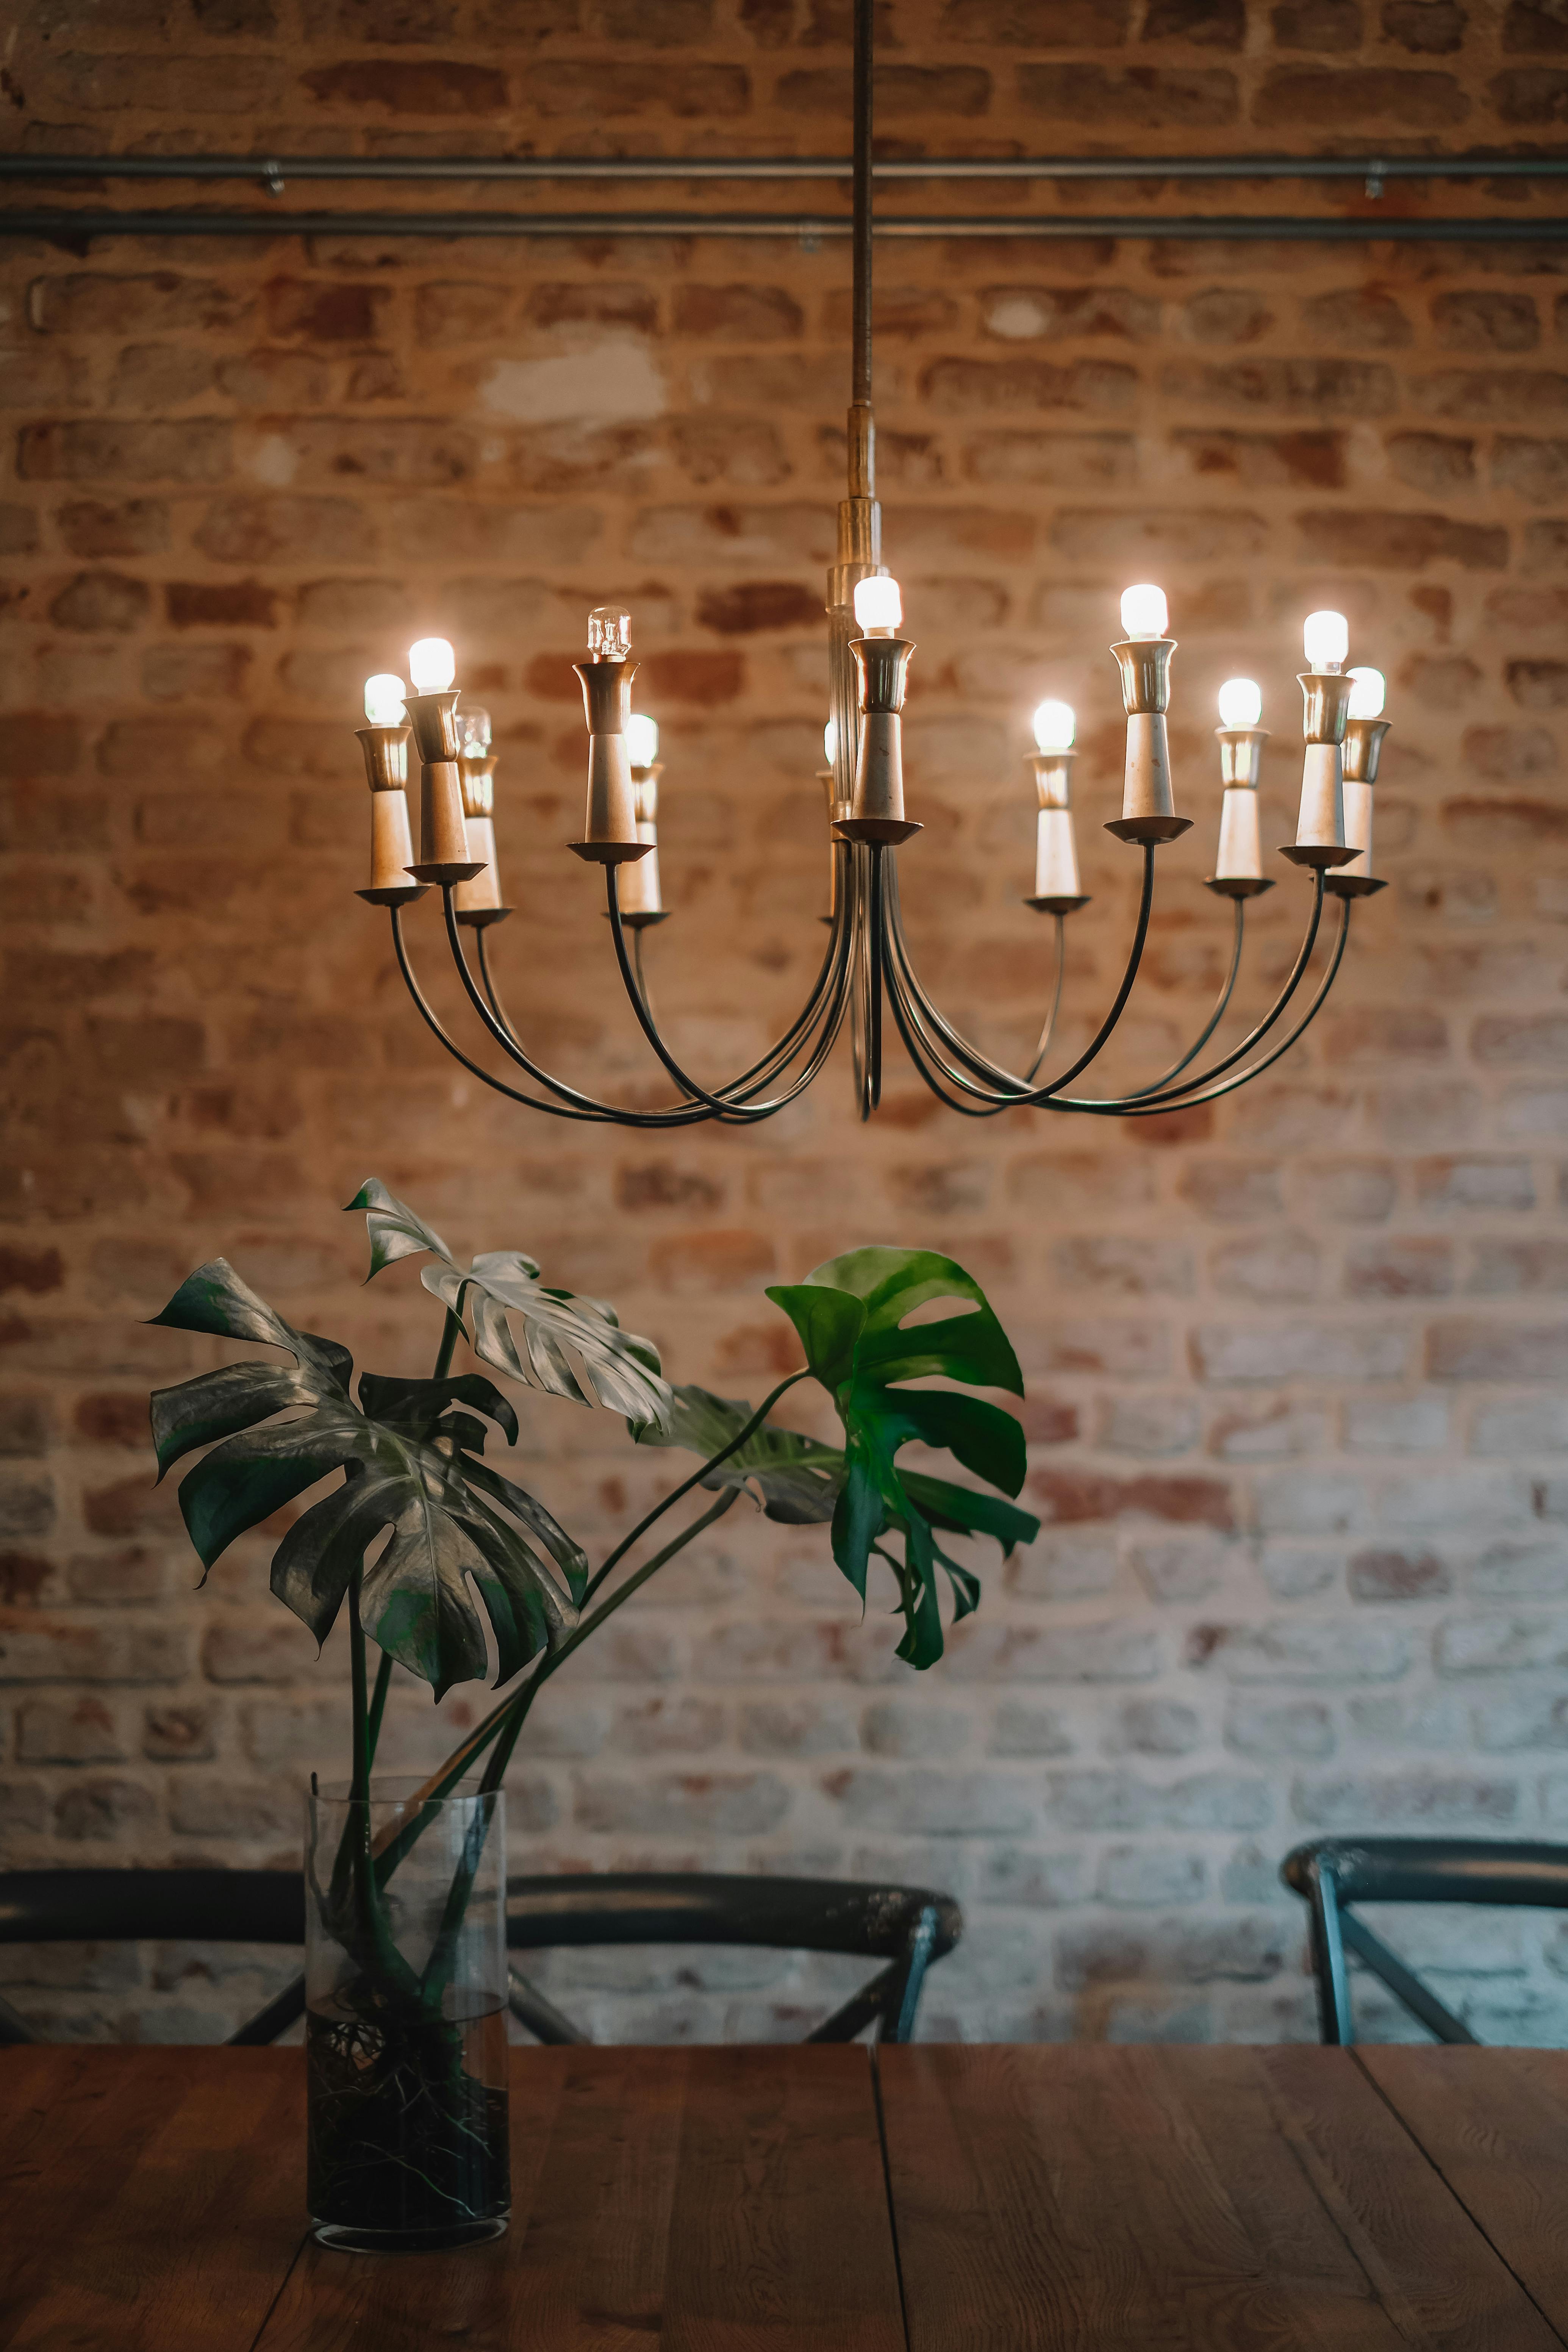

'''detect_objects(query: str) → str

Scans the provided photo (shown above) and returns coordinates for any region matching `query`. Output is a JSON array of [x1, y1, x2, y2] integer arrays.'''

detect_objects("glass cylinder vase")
[[305, 1780, 510, 2253]]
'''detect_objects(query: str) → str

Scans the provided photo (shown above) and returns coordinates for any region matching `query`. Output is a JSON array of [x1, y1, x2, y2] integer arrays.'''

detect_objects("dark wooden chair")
[[503, 1872, 962, 2045], [1281, 1836, 1568, 2045], [0, 1869, 305, 2046], [0, 1866, 960, 2049]]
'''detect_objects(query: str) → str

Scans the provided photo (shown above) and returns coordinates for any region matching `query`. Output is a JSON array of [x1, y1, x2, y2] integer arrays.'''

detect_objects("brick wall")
[[5, 0, 1568, 2043]]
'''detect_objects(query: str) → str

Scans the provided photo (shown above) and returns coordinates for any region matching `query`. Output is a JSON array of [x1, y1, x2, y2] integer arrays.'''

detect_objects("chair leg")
[[0, 1988, 37, 2047], [1308, 1869, 1354, 2046], [507, 1966, 589, 2046], [881, 1906, 938, 2045], [229, 1970, 306, 2048]]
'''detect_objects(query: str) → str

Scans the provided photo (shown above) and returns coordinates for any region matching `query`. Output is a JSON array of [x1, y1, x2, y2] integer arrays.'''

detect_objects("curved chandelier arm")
[[439, 891, 721, 1127], [885, 843, 1158, 1107], [476, 880, 851, 1117], [1089, 894, 1352, 1118], [865, 844, 885, 1117], [886, 884, 1351, 1123], [1024, 912, 1068, 1084], [883, 859, 1066, 1090], [882, 948, 1004, 1119], [888, 861, 1327, 1117], [1072, 871, 1326, 1113], [605, 869, 855, 1122], [391, 907, 653, 1126], [1114, 895, 1246, 1102]]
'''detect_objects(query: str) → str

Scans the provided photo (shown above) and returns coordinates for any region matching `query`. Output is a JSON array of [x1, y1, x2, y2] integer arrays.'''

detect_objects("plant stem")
[[420, 1484, 740, 2000], [365, 1648, 393, 1763], [373, 1483, 741, 1887], [584, 1370, 808, 1602], [480, 1486, 739, 1795], [431, 1287, 469, 1382]]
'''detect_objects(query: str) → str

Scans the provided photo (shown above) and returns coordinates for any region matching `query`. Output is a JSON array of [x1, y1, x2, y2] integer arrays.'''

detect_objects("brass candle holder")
[[355, 722, 425, 910]]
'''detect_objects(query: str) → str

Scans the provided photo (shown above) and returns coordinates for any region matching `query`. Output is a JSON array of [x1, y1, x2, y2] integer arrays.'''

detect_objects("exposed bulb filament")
[[588, 605, 632, 663]]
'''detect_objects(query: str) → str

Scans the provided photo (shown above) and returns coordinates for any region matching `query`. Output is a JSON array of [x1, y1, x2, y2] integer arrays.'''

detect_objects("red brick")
[[72, 1395, 151, 1448], [1162, 358, 1396, 414], [941, 0, 1123, 33], [0, 1248, 64, 1299], [263, 278, 392, 346], [674, 286, 804, 341], [1018, 62, 1238, 122], [29, 274, 251, 335], [47, 570, 150, 633], [1432, 292, 1540, 353], [1296, 508, 1506, 571], [18, 422, 229, 486], [523, 60, 748, 112], [638, 647, 748, 702], [1387, 436, 1476, 501], [1491, 67, 1568, 122], [696, 580, 820, 635], [56, 499, 169, 558], [302, 58, 508, 110], [1255, 64, 1468, 123]]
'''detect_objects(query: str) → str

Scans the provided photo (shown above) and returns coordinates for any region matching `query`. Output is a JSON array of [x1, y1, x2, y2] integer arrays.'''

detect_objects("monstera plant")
[[147, 1185, 1038, 2237]]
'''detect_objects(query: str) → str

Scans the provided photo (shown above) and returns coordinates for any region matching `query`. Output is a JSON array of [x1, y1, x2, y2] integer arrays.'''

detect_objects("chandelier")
[[349, 6, 1387, 1131]]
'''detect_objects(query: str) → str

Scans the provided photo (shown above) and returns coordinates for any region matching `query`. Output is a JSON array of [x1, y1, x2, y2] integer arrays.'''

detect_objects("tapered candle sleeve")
[[1212, 704, 1268, 887], [1111, 638, 1177, 825], [355, 723, 417, 899]]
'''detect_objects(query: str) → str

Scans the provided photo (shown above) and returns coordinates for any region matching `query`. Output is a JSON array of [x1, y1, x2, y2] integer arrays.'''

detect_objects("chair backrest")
[[0, 1869, 305, 2048], [503, 1871, 962, 2046], [1280, 1837, 1568, 2045]]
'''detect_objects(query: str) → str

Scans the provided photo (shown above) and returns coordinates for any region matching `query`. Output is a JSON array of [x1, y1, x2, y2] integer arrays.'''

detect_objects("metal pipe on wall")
[[3, 208, 1566, 242], [2, 151, 1566, 183]]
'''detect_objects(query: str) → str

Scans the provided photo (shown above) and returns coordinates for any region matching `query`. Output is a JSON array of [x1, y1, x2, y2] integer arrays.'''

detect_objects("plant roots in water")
[[307, 1988, 510, 2253]]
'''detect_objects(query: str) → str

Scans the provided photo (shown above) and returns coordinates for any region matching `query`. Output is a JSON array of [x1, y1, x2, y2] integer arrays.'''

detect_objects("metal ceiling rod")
[[4, 208, 1565, 242], [2, 150, 1565, 184]]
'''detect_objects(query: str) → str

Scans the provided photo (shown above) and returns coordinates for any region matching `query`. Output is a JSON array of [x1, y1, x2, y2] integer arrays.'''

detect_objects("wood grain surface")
[[0, 2047, 306, 2352], [257, 2043, 905, 2352], [1361, 2046, 1568, 2342], [4, 2042, 1565, 2351], [877, 2041, 1566, 2351]]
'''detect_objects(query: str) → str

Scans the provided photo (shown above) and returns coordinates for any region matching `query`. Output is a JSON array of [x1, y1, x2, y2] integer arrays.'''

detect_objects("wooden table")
[[3, 2041, 1566, 2348]]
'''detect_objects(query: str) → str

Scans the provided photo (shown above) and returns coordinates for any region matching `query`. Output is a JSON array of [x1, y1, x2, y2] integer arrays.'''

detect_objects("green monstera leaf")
[[635, 1385, 844, 1525], [348, 1179, 672, 1430], [149, 1259, 584, 1700], [644, 1250, 1039, 1671]]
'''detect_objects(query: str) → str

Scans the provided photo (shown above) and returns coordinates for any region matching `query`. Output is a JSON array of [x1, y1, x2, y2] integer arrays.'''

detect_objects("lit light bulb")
[[1348, 666, 1385, 720], [853, 575, 903, 636], [1119, 583, 1168, 641], [823, 717, 837, 769], [364, 673, 406, 727], [1032, 699, 1076, 753], [1303, 610, 1349, 673], [459, 706, 492, 756], [588, 605, 631, 662], [408, 637, 456, 694], [1217, 677, 1263, 730], [626, 712, 660, 768]]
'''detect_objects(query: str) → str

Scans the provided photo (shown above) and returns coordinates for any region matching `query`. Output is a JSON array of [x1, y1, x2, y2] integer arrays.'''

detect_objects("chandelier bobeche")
[[347, 0, 1387, 1131]]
